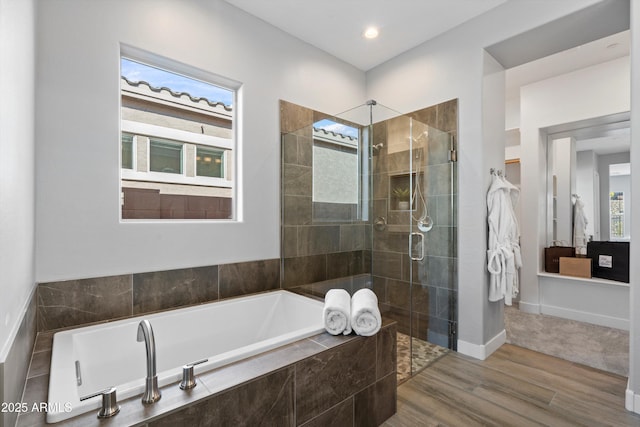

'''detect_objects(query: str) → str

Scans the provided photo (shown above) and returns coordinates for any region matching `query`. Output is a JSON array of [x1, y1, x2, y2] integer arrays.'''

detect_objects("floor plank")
[[383, 344, 640, 427]]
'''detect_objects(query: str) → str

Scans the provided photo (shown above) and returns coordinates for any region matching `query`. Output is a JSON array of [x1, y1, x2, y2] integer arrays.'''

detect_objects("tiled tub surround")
[[37, 259, 281, 332], [46, 291, 326, 422], [17, 319, 397, 426], [0, 291, 37, 427]]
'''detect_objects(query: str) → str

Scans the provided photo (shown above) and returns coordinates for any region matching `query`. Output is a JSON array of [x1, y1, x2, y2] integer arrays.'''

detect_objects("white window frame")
[[120, 44, 241, 221]]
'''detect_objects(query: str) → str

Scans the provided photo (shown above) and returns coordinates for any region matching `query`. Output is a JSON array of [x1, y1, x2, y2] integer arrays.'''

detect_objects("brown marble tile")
[[33, 331, 54, 353], [280, 100, 313, 134], [295, 336, 377, 424], [412, 284, 430, 315], [282, 132, 299, 164], [16, 374, 49, 427], [339, 224, 366, 252], [308, 331, 359, 349], [371, 251, 402, 281], [133, 266, 218, 314], [282, 226, 298, 258], [282, 254, 326, 288], [283, 195, 312, 225], [198, 338, 325, 398], [326, 251, 365, 280], [354, 372, 397, 426], [297, 136, 313, 167], [218, 258, 280, 299], [298, 225, 340, 256], [3, 293, 37, 427], [377, 324, 397, 380], [28, 350, 51, 379], [47, 373, 211, 427], [436, 98, 458, 133], [300, 397, 353, 427], [410, 105, 437, 128], [150, 367, 295, 427], [283, 163, 312, 196], [38, 275, 132, 331], [386, 278, 410, 310]]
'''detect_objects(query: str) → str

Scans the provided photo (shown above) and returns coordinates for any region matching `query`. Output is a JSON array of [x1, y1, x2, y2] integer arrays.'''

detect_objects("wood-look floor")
[[383, 344, 640, 427]]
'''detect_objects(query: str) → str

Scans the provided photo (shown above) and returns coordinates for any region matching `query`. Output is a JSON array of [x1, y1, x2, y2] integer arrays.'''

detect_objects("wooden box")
[[559, 257, 592, 278]]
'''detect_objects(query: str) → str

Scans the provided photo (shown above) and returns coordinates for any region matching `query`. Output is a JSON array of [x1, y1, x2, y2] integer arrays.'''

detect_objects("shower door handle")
[[410, 232, 424, 261]]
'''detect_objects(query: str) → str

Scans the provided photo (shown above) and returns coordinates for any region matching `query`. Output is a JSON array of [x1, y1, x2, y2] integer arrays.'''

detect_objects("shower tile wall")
[[372, 100, 458, 345], [280, 100, 371, 292]]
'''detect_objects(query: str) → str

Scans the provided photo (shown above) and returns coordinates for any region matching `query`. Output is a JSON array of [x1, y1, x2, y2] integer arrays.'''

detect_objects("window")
[[312, 119, 359, 205], [610, 191, 624, 238], [196, 146, 224, 178], [150, 138, 182, 174], [121, 133, 133, 169], [120, 54, 236, 220]]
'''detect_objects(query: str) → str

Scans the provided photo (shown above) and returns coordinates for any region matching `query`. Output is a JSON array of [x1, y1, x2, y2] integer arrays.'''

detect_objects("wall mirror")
[[546, 112, 631, 247]]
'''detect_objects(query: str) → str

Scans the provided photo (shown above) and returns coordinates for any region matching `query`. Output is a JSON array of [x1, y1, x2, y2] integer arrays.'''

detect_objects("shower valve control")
[[180, 359, 208, 390]]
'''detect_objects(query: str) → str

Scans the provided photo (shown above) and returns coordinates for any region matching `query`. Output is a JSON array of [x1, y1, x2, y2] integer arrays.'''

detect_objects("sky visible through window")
[[314, 119, 359, 139], [121, 58, 233, 107]]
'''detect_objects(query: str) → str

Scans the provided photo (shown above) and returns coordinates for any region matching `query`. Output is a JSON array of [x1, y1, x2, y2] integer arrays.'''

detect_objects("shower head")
[[372, 143, 384, 151], [410, 131, 429, 143]]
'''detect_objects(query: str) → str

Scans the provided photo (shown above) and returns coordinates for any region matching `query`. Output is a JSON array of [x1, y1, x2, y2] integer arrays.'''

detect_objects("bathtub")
[[46, 290, 324, 423]]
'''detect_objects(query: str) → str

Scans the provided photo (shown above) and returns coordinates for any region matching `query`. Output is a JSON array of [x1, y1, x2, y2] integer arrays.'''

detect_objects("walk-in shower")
[[280, 99, 458, 381]]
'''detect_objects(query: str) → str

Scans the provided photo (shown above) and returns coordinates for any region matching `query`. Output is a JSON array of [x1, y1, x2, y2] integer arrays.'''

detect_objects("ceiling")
[[224, 0, 630, 155], [223, 0, 507, 71]]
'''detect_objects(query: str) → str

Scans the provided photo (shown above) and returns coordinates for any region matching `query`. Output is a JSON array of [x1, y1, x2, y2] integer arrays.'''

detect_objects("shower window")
[[120, 51, 238, 220], [311, 119, 362, 221]]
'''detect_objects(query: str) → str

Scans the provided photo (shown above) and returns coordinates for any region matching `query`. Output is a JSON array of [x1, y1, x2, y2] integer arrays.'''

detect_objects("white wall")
[[627, 0, 640, 413], [518, 56, 630, 313], [35, 0, 365, 282], [366, 0, 602, 357], [0, 0, 36, 359]]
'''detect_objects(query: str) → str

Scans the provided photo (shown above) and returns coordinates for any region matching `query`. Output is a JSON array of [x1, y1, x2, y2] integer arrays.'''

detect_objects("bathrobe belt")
[[487, 243, 514, 275]]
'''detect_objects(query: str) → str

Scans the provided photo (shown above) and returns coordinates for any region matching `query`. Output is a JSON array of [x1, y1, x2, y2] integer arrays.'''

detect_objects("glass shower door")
[[410, 124, 457, 377]]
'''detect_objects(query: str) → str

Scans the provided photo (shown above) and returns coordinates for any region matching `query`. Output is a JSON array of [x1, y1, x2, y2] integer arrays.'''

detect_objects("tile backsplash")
[[37, 258, 280, 332]]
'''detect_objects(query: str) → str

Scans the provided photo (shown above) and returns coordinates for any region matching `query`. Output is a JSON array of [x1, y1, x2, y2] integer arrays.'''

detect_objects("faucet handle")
[[80, 386, 121, 418], [180, 359, 208, 390]]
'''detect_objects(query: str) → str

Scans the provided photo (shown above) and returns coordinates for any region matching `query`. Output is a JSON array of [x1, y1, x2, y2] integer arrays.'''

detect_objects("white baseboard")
[[626, 380, 640, 414], [541, 304, 629, 331], [517, 301, 540, 314], [457, 329, 506, 360]]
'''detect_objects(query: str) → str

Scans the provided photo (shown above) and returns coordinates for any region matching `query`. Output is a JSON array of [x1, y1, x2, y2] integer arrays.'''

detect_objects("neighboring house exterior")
[[120, 76, 234, 219]]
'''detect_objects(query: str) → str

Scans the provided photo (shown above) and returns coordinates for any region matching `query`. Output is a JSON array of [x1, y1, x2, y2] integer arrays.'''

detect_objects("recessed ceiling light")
[[363, 27, 379, 39]]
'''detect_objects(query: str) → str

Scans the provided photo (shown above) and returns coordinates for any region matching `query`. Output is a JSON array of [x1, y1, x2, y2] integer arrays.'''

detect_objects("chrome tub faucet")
[[137, 319, 161, 404]]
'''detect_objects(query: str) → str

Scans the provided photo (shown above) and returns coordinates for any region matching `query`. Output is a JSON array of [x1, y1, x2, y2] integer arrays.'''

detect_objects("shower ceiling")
[[222, 0, 507, 71]]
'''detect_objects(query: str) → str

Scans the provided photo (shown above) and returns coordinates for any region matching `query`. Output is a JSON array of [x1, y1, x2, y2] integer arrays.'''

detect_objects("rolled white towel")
[[323, 289, 352, 335], [351, 288, 382, 336]]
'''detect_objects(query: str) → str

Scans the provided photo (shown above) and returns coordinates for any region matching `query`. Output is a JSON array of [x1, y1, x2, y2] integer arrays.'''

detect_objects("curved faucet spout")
[[137, 319, 161, 404]]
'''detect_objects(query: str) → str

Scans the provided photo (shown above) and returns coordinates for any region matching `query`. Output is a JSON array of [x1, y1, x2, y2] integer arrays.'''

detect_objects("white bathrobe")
[[573, 197, 588, 256], [487, 174, 521, 305]]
